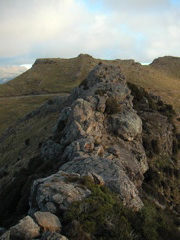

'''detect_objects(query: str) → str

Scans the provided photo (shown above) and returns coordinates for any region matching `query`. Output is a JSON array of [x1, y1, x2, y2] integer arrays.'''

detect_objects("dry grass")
[[0, 54, 179, 136], [0, 54, 179, 137], [0, 54, 179, 112], [0, 111, 59, 168], [0, 55, 95, 96], [0, 95, 59, 136]]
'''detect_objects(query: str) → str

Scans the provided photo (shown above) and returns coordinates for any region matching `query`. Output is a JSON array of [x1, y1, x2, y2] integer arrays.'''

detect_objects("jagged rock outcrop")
[[39, 64, 148, 210], [141, 112, 173, 156], [1, 63, 178, 239], [29, 171, 91, 215], [1, 216, 40, 240], [0, 213, 67, 240], [34, 211, 62, 232]]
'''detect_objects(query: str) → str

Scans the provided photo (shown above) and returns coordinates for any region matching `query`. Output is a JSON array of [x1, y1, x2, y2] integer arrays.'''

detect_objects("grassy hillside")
[[0, 54, 179, 136], [0, 94, 62, 136], [0, 54, 179, 109], [0, 54, 95, 96], [1, 54, 179, 168]]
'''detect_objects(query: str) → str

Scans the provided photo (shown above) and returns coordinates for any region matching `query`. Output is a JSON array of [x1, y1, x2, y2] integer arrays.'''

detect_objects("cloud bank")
[[0, 0, 179, 65]]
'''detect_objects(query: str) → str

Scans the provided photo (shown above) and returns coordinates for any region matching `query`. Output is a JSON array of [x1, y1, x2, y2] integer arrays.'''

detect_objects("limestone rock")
[[94, 95, 106, 113], [10, 216, 40, 240], [41, 140, 63, 162], [51, 64, 147, 209], [107, 110, 142, 141], [60, 156, 143, 209], [31, 64, 148, 212], [140, 111, 173, 156], [0, 231, 10, 240], [53, 107, 72, 134], [87, 172, 105, 185], [34, 211, 61, 232], [61, 138, 95, 162], [60, 120, 87, 146], [41, 231, 68, 240], [86, 64, 126, 88], [29, 171, 91, 215]]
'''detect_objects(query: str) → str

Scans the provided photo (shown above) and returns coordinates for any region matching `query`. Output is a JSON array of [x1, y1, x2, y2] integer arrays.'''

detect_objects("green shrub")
[[63, 179, 180, 240], [64, 179, 133, 239]]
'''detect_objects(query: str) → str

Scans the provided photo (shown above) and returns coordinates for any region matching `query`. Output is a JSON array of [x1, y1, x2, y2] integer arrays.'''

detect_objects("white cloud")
[[87, 0, 172, 13], [0, 0, 179, 65]]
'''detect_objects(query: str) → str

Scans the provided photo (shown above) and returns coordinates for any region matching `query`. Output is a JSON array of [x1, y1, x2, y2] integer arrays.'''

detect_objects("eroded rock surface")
[[1, 64, 176, 239], [34, 211, 62, 232], [21, 64, 149, 240], [36, 64, 148, 209], [9, 216, 40, 240], [29, 171, 91, 215]]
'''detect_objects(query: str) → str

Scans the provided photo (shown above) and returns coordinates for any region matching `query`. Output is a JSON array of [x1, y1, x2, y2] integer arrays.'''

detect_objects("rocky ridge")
[[0, 64, 178, 239]]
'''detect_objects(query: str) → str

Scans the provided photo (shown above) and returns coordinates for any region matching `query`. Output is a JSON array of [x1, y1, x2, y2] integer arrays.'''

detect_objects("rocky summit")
[[0, 64, 179, 240]]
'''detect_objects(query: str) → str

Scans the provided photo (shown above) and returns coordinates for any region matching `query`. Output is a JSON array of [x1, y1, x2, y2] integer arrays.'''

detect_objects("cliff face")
[[0, 64, 179, 239]]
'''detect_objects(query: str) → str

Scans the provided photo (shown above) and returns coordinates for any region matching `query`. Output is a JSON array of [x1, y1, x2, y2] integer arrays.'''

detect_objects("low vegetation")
[[0, 95, 60, 136], [63, 177, 180, 240], [0, 109, 62, 227], [0, 54, 179, 106], [0, 55, 179, 137]]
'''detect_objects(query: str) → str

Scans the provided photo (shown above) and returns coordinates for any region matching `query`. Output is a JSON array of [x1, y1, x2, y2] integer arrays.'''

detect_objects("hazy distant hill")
[[0, 77, 12, 84], [0, 65, 27, 84]]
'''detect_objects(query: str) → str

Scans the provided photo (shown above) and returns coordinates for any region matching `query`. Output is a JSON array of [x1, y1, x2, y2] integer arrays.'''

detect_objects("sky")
[[0, 0, 180, 66]]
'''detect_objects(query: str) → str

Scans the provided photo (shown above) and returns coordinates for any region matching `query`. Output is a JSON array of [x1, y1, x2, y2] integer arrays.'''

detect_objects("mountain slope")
[[0, 64, 179, 240], [0, 54, 179, 138], [0, 54, 179, 112]]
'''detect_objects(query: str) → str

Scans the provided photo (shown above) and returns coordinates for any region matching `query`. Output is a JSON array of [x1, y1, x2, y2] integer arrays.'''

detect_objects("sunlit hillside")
[[0, 54, 179, 136]]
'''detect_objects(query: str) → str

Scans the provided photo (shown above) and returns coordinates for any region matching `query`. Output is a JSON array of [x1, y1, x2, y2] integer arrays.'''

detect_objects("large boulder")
[[107, 110, 142, 141], [10, 216, 40, 240], [41, 140, 63, 162], [34, 211, 61, 232], [29, 171, 91, 215], [60, 155, 143, 209]]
